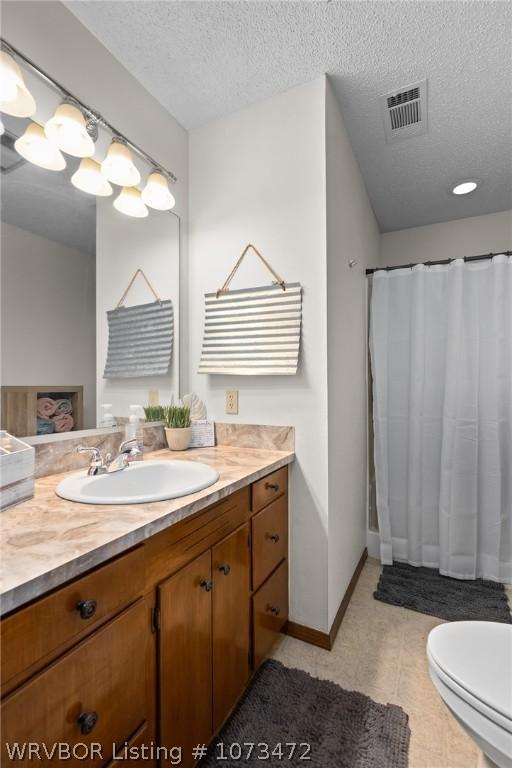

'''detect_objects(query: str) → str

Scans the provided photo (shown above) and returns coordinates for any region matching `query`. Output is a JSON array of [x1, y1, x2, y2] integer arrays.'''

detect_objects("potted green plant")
[[163, 406, 192, 451], [143, 405, 166, 423]]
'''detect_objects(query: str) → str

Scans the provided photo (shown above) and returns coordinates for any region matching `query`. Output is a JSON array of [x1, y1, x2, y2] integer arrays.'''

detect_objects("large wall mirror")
[[0, 46, 180, 440]]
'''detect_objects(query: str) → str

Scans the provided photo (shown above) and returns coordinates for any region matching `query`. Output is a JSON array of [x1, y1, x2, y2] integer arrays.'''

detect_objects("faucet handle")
[[76, 446, 101, 459], [118, 438, 137, 454], [118, 438, 143, 460], [76, 445, 106, 475]]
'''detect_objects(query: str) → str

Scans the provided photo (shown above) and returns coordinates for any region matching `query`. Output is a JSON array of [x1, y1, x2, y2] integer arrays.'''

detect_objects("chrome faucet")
[[76, 438, 143, 476]]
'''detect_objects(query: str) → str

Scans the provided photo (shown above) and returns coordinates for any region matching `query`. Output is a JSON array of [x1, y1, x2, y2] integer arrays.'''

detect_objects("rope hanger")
[[117, 268, 162, 308], [217, 244, 287, 298]]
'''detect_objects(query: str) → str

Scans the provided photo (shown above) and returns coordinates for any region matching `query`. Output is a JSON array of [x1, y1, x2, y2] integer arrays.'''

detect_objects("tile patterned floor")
[[272, 557, 484, 768]]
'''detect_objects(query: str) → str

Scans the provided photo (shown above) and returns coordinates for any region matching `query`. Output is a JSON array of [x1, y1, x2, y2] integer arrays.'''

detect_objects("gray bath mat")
[[374, 561, 512, 623], [200, 660, 410, 767]]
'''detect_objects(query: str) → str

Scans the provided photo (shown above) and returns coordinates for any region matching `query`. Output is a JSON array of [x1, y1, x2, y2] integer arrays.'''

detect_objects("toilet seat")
[[427, 621, 512, 768], [428, 622, 512, 721], [428, 650, 512, 733]]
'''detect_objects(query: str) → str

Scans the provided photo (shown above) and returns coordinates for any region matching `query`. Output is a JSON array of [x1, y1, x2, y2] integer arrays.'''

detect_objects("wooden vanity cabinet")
[[0, 466, 289, 766]]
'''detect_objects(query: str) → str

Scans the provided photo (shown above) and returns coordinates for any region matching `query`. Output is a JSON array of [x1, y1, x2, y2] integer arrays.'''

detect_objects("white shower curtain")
[[370, 254, 512, 582]]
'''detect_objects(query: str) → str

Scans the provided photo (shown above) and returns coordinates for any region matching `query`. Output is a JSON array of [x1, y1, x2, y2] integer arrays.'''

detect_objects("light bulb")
[[101, 140, 140, 186], [0, 50, 36, 117], [141, 171, 176, 211], [452, 180, 479, 195], [45, 103, 94, 158], [71, 158, 113, 196], [114, 187, 148, 218], [14, 122, 65, 171]]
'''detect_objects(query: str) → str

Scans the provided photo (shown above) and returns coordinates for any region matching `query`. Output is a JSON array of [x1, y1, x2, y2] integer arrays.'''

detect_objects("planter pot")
[[164, 427, 192, 451]]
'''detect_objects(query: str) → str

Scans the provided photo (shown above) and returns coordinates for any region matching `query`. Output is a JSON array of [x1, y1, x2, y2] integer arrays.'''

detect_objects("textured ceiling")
[[67, 1, 512, 232]]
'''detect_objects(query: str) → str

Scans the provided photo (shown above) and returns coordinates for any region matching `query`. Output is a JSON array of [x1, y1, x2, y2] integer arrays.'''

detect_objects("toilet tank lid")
[[427, 621, 512, 721]]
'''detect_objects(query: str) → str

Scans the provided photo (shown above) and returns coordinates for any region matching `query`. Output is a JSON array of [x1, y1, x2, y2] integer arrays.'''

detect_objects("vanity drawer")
[[252, 559, 288, 669], [251, 494, 288, 591], [1, 547, 144, 689], [1, 599, 148, 767], [252, 466, 287, 513]]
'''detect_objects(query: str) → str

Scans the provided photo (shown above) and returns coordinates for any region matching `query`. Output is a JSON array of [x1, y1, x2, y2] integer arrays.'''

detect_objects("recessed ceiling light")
[[452, 180, 479, 195]]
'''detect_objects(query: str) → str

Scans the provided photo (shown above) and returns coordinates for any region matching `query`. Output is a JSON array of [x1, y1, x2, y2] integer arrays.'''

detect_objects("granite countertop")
[[0, 445, 294, 616]]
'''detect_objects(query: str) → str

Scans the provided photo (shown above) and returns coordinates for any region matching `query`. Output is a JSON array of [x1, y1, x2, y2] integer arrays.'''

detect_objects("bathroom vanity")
[[0, 446, 292, 767]]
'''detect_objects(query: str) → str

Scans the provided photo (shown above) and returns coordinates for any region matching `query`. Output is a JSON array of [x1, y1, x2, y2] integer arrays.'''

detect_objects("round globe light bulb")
[[14, 122, 66, 171]]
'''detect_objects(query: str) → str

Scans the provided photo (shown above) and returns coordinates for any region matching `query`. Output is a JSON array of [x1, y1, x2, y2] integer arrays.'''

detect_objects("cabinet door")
[[1, 600, 148, 767], [252, 559, 288, 669], [158, 550, 212, 768], [212, 523, 250, 731]]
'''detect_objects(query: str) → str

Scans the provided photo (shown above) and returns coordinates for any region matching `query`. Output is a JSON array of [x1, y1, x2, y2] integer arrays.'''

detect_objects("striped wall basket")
[[198, 281, 302, 376], [103, 268, 174, 379]]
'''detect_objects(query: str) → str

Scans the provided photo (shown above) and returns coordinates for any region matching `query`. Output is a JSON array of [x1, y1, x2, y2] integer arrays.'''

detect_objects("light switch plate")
[[225, 389, 238, 415], [148, 389, 159, 406]]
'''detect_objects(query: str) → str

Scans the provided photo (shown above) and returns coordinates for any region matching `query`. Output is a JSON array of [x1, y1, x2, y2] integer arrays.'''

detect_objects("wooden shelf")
[[0, 385, 83, 438]]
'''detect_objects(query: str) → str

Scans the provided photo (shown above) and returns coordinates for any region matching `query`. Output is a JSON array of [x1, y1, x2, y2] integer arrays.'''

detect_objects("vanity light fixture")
[[14, 121, 66, 171], [101, 138, 141, 187], [44, 102, 95, 158], [452, 179, 479, 195], [0, 49, 36, 117], [71, 157, 113, 197], [114, 186, 148, 218], [0, 117, 4, 136], [142, 171, 176, 211], [1, 39, 178, 207]]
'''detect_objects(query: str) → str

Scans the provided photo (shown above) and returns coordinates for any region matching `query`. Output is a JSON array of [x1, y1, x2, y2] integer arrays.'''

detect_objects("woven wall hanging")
[[103, 269, 174, 379], [198, 244, 302, 376]]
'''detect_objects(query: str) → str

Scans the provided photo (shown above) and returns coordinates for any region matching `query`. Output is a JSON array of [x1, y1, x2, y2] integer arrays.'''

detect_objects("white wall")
[[189, 79, 330, 631], [325, 82, 380, 626], [1, 0, 189, 393], [96, 203, 180, 419], [380, 210, 512, 266], [1, 222, 96, 428]]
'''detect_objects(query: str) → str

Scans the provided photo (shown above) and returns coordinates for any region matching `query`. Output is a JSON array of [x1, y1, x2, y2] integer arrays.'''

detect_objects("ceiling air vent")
[[380, 80, 428, 143]]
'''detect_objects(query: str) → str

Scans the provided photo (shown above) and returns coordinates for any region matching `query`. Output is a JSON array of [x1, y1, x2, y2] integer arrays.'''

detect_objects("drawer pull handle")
[[218, 563, 231, 575], [76, 599, 97, 620], [200, 578, 213, 592], [78, 711, 98, 735], [267, 604, 281, 616], [267, 533, 280, 543], [265, 482, 280, 492]]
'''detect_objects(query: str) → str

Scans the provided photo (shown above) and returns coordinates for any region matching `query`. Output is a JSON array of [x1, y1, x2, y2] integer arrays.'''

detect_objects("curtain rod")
[[365, 250, 511, 275], [0, 38, 178, 184]]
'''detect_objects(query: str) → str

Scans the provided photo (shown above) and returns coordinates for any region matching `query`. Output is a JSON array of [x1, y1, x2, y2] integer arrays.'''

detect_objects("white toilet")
[[427, 621, 512, 768]]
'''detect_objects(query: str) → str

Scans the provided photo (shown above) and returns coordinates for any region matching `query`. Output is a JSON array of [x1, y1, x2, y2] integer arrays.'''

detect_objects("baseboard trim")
[[285, 548, 368, 651], [284, 621, 332, 650], [328, 547, 368, 647]]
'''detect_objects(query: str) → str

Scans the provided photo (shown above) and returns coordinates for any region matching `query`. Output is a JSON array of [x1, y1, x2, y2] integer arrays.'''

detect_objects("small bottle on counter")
[[125, 405, 144, 461], [100, 404, 116, 428]]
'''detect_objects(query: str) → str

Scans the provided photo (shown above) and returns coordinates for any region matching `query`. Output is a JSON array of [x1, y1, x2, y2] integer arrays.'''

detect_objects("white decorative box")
[[0, 431, 35, 511]]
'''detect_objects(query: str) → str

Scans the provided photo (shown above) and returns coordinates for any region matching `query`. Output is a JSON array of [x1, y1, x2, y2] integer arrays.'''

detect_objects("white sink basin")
[[55, 460, 220, 505]]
